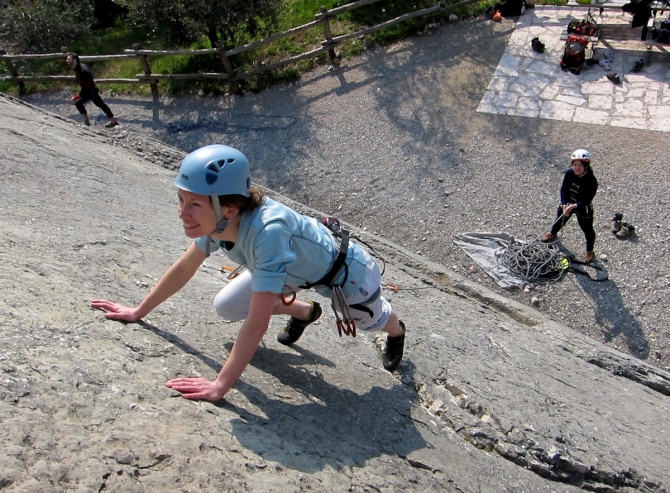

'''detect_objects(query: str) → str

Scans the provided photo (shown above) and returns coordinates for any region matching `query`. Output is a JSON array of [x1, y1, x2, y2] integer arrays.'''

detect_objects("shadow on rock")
[[137, 321, 426, 473], [227, 345, 425, 474], [138, 320, 223, 372]]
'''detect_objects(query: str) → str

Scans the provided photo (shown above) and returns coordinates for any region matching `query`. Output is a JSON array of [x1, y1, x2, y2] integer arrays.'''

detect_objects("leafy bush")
[[118, 0, 283, 49], [0, 0, 94, 53]]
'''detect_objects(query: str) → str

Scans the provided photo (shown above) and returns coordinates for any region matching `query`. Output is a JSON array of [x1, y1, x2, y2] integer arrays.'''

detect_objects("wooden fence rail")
[[0, 0, 478, 95]]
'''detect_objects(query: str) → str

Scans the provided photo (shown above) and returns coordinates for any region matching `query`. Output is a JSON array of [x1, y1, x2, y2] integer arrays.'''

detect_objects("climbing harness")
[[302, 217, 358, 337], [220, 215, 389, 338], [302, 216, 391, 337]]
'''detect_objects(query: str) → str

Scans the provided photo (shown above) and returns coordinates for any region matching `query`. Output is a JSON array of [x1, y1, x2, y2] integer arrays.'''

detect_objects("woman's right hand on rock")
[[91, 299, 143, 322]]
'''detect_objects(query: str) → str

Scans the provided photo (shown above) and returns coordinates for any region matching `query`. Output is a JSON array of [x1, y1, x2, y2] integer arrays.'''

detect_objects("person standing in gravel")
[[541, 149, 599, 263], [91, 144, 406, 402], [65, 52, 118, 128]]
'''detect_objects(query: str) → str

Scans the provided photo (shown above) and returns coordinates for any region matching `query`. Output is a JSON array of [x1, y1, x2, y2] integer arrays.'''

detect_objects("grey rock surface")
[[2, 92, 670, 492], [26, 17, 670, 374], [5, 14, 670, 493]]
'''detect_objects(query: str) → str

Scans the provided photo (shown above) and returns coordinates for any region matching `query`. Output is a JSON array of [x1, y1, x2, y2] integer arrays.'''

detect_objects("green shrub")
[[3, 0, 567, 96]]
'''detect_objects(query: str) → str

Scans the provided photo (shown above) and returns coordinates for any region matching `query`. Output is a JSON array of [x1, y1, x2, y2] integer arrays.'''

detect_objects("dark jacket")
[[74, 62, 97, 99], [623, 0, 653, 28], [560, 168, 598, 215]]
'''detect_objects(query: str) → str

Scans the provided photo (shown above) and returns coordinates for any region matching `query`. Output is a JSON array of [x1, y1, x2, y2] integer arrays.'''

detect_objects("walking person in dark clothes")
[[65, 52, 118, 128], [541, 149, 599, 263]]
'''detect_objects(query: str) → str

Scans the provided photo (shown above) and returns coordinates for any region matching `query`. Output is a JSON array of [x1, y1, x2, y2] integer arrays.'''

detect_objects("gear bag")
[[567, 19, 598, 36], [560, 35, 588, 73], [651, 19, 670, 43]]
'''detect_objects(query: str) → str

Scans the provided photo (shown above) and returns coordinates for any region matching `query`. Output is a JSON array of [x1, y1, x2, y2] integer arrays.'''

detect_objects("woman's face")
[[572, 160, 587, 177], [177, 189, 217, 238]]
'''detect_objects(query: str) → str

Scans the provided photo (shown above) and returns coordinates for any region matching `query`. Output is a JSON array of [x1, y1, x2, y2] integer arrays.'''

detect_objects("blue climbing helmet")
[[175, 145, 251, 242], [174, 144, 251, 197]]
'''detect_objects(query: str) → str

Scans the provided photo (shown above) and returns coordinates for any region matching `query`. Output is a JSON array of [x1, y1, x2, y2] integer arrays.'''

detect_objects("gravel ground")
[[25, 16, 670, 369]]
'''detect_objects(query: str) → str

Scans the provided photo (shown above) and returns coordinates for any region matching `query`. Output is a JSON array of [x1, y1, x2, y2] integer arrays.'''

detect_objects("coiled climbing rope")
[[500, 238, 566, 284]]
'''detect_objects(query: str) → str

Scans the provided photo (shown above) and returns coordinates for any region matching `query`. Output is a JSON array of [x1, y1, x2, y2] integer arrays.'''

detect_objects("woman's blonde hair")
[[217, 187, 265, 212]]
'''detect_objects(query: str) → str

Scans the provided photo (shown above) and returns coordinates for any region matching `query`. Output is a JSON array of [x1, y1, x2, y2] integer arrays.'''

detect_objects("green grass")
[[2, 0, 567, 97], [281, 0, 342, 27]]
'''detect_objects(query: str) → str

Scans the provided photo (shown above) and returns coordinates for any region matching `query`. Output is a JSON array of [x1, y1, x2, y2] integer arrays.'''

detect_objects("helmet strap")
[[201, 196, 229, 259], [211, 195, 229, 233], [202, 196, 229, 259]]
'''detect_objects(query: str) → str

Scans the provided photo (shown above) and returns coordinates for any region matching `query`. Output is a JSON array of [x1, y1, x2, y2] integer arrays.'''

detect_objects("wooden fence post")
[[132, 43, 158, 95], [320, 6, 341, 67], [215, 43, 240, 94], [1, 49, 26, 95]]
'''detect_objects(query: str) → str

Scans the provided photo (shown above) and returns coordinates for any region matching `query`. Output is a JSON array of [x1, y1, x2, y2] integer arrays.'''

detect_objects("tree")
[[0, 0, 94, 53], [119, 0, 281, 49], [92, 0, 127, 29]]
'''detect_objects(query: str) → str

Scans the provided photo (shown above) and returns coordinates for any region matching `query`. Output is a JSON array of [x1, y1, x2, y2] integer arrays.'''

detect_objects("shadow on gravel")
[[574, 275, 650, 359], [227, 349, 424, 473], [164, 114, 298, 135]]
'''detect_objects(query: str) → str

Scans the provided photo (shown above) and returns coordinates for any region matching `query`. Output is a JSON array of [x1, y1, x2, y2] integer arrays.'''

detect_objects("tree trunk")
[[207, 25, 219, 49]]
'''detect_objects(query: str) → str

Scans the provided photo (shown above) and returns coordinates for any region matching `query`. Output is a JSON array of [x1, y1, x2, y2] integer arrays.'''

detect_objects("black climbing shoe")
[[606, 73, 621, 85], [611, 212, 623, 233], [277, 302, 322, 345], [383, 321, 406, 372]]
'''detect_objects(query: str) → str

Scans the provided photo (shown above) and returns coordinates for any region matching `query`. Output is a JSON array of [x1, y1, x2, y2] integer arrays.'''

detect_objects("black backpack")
[[494, 0, 524, 16], [652, 19, 670, 43]]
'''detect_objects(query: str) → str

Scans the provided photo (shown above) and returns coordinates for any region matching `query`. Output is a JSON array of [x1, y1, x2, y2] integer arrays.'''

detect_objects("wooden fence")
[[0, 0, 480, 95]]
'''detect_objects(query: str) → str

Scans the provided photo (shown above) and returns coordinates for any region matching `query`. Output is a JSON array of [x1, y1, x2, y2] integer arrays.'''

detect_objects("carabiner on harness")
[[301, 223, 358, 337], [331, 285, 356, 337], [222, 265, 246, 280]]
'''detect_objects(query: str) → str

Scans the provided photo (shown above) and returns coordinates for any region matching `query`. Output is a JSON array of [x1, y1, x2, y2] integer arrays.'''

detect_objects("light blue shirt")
[[195, 197, 369, 298]]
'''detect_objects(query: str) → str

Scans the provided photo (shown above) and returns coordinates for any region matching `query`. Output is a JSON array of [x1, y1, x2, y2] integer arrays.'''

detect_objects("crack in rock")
[[415, 375, 664, 492]]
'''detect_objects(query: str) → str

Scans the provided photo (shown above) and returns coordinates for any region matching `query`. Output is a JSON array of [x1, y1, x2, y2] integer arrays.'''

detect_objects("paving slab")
[[477, 6, 670, 132]]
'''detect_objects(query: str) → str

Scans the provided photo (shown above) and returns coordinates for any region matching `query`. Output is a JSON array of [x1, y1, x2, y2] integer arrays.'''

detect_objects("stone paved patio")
[[477, 6, 670, 132]]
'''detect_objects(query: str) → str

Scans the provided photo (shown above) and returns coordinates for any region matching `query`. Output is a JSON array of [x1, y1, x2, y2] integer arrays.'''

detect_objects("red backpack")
[[560, 35, 588, 74], [567, 19, 598, 37]]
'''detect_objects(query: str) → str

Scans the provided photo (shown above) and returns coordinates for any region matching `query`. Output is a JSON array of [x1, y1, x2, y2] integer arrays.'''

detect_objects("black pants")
[[75, 88, 114, 119], [550, 204, 596, 252]]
